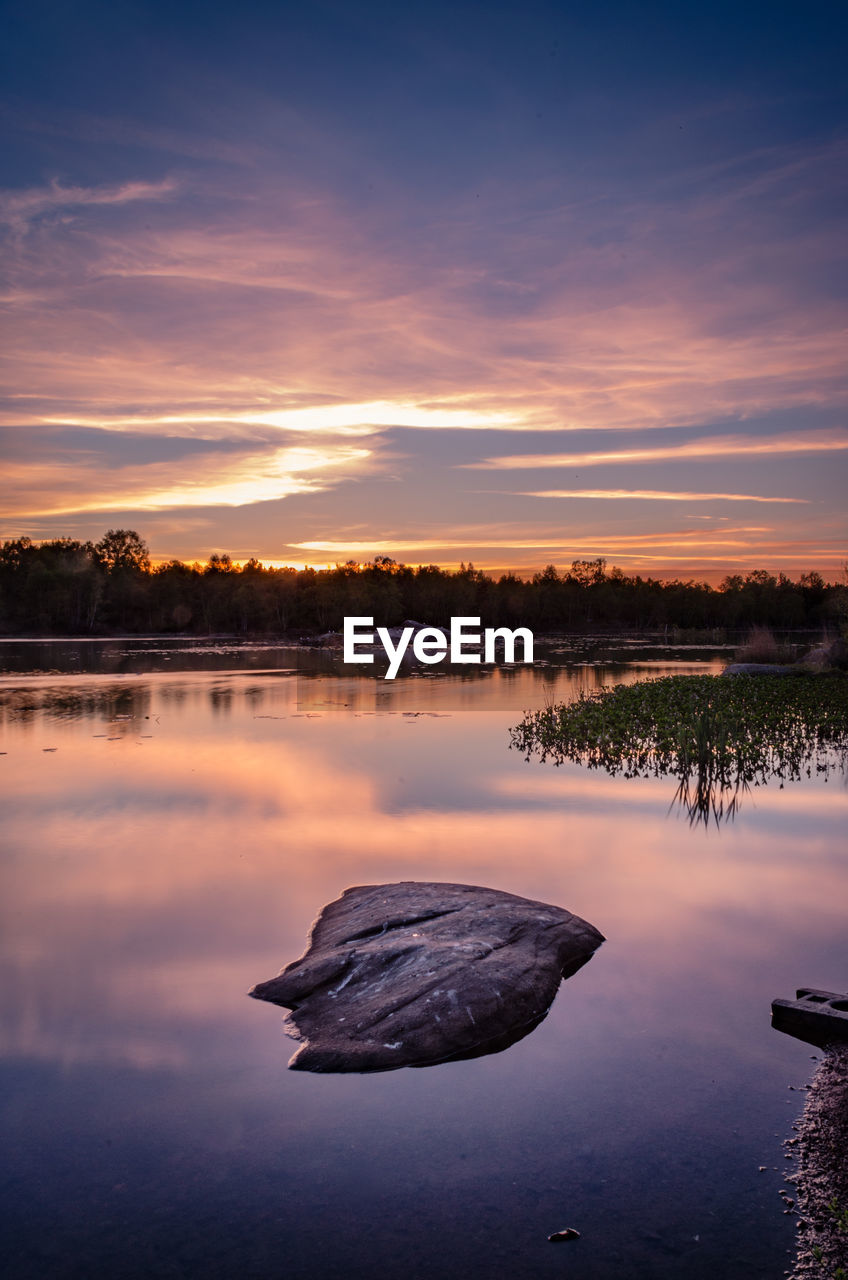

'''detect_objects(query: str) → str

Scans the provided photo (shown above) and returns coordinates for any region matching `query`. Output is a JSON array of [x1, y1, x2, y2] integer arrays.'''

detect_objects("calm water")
[[1, 639, 845, 1279]]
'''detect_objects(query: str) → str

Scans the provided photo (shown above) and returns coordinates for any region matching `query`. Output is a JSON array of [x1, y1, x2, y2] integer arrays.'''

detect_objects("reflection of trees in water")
[[0, 683, 153, 726], [0, 677, 277, 727], [512, 674, 848, 828], [209, 685, 234, 714]]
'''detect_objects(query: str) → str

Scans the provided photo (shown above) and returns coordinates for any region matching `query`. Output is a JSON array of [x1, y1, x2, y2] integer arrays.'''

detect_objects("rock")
[[784, 1046, 848, 1278], [828, 637, 848, 668], [250, 881, 604, 1072], [803, 638, 848, 670]]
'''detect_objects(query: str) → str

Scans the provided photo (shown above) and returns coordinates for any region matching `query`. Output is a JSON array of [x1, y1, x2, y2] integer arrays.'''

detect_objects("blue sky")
[[1, 0, 846, 577]]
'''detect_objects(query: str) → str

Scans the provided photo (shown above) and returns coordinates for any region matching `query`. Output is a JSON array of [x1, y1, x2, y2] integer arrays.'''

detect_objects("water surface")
[[1, 640, 844, 1278]]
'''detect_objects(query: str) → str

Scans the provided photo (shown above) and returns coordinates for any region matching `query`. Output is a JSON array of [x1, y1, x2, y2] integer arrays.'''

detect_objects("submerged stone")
[[722, 662, 799, 675], [250, 881, 604, 1072]]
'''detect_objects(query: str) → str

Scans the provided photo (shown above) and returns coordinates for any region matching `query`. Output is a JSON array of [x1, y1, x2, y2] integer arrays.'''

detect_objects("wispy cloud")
[[291, 529, 845, 569], [2, 140, 847, 441], [0, 178, 178, 227], [468, 433, 848, 470], [293, 528, 779, 555], [514, 489, 807, 503], [0, 443, 371, 518], [1, 125, 846, 573], [37, 400, 519, 436]]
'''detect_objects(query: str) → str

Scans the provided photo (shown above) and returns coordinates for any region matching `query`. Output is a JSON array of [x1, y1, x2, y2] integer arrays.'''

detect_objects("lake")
[[1, 638, 845, 1279]]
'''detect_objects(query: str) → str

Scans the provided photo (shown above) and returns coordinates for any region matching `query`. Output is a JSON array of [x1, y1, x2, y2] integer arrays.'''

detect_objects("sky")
[[1, 0, 846, 580]]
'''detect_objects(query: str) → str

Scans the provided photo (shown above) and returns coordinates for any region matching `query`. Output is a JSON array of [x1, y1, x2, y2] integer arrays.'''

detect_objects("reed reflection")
[[511, 673, 848, 827]]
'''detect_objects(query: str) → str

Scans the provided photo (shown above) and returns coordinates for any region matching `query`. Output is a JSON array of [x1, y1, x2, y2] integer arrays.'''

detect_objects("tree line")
[[0, 529, 845, 637]]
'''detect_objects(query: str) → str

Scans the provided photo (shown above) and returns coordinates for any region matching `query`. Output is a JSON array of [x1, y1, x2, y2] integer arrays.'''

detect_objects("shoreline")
[[787, 1046, 848, 1278]]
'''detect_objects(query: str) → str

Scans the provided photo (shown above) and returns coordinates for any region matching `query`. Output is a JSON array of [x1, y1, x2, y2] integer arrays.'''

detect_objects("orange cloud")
[[293, 528, 819, 554], [290, 529, 846, 574], [0, 443, 372, 517]]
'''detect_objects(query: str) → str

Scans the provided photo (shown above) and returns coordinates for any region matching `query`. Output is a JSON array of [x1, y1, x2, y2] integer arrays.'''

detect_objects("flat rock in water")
[[250, 881, 604, 1072], [722, 662, 798, 675]]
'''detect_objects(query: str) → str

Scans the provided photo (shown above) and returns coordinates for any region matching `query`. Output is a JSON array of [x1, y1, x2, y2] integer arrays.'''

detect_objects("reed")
[[511, 673, 848, 826]]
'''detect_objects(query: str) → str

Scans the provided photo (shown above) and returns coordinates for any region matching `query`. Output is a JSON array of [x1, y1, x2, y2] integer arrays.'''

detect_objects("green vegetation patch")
[[510, 674, 848, 824]]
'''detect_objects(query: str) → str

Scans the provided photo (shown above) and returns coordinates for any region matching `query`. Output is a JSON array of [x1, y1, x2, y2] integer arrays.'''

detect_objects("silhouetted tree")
[[95, 529, 151, 574], [1, 532, 844, 638]]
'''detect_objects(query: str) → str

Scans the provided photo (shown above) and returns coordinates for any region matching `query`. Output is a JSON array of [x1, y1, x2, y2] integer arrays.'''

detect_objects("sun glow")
[[38, 399, 521, 436], [1, 445, 372, 517]]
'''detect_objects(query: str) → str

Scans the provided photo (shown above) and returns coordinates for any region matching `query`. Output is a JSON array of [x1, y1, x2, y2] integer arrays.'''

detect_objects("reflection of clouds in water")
[[0, 667, 845, 1083], [0, 663, 843, 1280]]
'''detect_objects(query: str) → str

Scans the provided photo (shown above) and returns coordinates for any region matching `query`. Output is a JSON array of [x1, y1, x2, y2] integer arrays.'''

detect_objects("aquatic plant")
[[510, 673, 848, 826], [733, 624, 795, 664]]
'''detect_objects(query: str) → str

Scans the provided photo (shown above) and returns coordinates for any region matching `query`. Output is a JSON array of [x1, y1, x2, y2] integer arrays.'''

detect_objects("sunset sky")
[[1, 0, 846, 579]]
